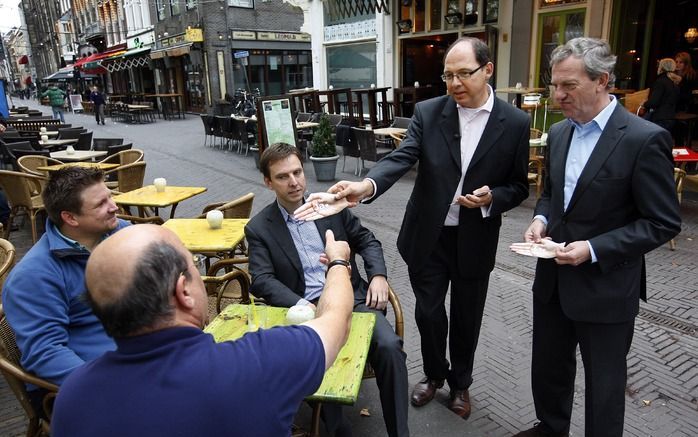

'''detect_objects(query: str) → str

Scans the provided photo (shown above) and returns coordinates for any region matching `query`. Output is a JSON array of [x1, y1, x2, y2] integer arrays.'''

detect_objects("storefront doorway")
[[400, 34, 456, 91]]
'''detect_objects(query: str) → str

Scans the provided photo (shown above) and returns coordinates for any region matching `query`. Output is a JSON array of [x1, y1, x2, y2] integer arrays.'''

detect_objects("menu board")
[[258, 96, 297, 151], [69, 95, 84, 113]]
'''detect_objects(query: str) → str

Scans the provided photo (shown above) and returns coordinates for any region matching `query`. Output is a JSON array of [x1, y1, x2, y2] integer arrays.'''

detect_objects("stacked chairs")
[[92, 138, 124, 151], [200, 114, 216, 147]]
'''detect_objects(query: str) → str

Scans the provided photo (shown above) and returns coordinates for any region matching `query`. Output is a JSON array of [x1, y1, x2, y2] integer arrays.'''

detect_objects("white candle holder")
[[153, 178, 167, 192], [206, 210, 224, 229]]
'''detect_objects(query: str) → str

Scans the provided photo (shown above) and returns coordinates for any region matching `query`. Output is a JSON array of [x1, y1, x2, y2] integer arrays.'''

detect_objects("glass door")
[[536, 8, 585, 88]]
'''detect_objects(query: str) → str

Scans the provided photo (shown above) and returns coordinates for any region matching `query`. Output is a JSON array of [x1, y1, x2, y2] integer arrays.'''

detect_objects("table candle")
[[153, 178, 167, 192], [41, 135, 49, 142], [206, 210, 224, 229], [66, 145, 75, 155]]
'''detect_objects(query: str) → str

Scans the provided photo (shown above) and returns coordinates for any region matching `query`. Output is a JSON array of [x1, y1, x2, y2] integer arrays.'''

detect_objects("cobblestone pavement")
[[1, 100, 696, 436]]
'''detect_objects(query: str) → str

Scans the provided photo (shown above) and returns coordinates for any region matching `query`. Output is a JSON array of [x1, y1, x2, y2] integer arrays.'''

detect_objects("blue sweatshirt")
[[2, 219, 129, 385]]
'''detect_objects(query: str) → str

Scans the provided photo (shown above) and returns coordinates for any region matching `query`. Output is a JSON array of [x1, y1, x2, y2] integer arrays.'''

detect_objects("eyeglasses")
[[441, 64, 486, 83]]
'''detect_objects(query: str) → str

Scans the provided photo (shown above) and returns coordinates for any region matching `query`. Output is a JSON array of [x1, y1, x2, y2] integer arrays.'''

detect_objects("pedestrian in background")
[[90, 86, 106, 125], [515, 37, 681, 437], [41, 84, 67, 122], [641, 58, 680, 132]]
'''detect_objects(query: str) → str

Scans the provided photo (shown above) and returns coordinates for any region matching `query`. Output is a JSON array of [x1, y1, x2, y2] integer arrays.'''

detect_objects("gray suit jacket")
[[366, 94, 530, 276], [533, 103, 681, 323]]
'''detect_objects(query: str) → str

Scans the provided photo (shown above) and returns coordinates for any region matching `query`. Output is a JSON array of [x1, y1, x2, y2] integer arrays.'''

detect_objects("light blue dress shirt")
[[278, 203, 326, 304], [537, 96, 617, 263]]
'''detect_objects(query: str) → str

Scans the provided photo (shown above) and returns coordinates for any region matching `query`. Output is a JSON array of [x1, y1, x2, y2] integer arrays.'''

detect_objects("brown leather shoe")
[[410, 377, 444, 407], [513, 423, 569, 437], [448, 389, 471, 419]]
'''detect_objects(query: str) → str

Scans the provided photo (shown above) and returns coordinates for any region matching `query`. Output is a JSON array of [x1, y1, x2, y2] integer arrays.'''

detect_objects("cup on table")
[[414, 81, 420, 88], [206, 209, 224, 229], [370, 83, 376, 89], [365, 123, 372, 130], [41, 135, 49, 142], [329, 85, 334, 90], [515, 82, 523, 89], [248, 303, 267, 332], [153, 178, 167, 192], [66, 145, 75, 155], [40, 127, 47, 133]]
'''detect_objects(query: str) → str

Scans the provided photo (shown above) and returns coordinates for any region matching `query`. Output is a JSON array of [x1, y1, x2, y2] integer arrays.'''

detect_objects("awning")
[[42, 66, 99, 82], [102, 47, 151, 72], [18, 55, 29, 65], [150, 43, 192, 60], [73, 48, 126, 74]]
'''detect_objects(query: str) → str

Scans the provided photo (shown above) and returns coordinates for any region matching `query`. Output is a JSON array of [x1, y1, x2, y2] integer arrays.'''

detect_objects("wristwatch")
[[326, 259, 351, 275]]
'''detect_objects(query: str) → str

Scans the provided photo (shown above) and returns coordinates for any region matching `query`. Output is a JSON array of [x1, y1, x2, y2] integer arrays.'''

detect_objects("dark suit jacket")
[[644, 73, 679, 122], [366, 94, 530, 276], [246, 201, 387, 307], [533, 103, 681, 323]]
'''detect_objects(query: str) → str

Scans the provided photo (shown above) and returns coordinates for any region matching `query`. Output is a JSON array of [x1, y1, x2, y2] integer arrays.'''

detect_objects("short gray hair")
[[550, 37, 617, 89], [657, 58, 676, 75]]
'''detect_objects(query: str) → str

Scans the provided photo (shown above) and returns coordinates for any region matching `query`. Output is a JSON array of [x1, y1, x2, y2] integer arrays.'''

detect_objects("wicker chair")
[[16, 156, 63, 195], [623, 89, 650, 115], [0, 309, 58, 437], [104, 161, 146, 194], [197, 193, 254, 258], [116, 213, 164, 225], [0, 238, 16, 295], [99, 149, 144, 189], [353, 127, 392, 174], [528, 128, 545, 199], [0, 171, 46, 244], [202, 258, 251, 315]]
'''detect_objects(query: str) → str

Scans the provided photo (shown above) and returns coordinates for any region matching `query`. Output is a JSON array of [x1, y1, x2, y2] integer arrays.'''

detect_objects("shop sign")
[[127, 32, 154, 50], [232, 31, 257, 40], [185, 28, 204, 42], [539, 0, 585, 7], [257, 32, 311, 42], [160, 33, 187, 48]]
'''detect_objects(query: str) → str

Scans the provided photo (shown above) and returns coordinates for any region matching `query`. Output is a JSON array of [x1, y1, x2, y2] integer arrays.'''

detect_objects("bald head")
[[86, 225, 198, 338]]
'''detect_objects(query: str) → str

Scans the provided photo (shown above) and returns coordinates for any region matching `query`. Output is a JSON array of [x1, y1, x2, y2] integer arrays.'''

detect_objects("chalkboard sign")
[[255, 94, 298, 153], [69, 94, 84, 113]]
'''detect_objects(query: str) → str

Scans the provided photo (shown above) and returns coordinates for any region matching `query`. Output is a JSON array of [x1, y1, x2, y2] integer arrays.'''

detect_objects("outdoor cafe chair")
[[232, 118, 253, 155], [197, 192, 255, 259], [92, 138, 124, 152], [0, 308, 58, 437], [100, 148, 143, 189], [116, 210, 165, 226], [202, 257, 251, 315], [200, 114, 216, 148], [0, 238, 16, 294], [338, 125, 361, 175], [0, 170, 46, 244], [3, 141, 35, 171], [57, 128, 86, 140], [16, 155, 62, 195], [106, 142, 134, 158], [353, 127, 392, 173], [528, 128, 545, 199], [105, 161, 146, 194], [75, 131, 93, 151], [391, 116, 411, 129]]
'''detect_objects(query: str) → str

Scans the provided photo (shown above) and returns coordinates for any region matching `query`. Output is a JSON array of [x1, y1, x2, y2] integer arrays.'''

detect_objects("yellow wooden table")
[[113, 185, 207, 218], [162, 218, 248, 253], [50, 150, 106, 161], [205, 304, 375, 409], [372, 127, 407, 136], [36, 162, 120, 172]]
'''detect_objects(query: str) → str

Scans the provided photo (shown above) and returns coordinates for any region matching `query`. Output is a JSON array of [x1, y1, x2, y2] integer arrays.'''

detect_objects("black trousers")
[[531, 292, 635, 437], [408, 226, 490, 390]]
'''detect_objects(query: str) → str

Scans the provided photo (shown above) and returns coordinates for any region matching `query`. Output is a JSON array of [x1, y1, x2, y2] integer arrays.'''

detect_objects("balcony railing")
[[84, 22, 105, 40]]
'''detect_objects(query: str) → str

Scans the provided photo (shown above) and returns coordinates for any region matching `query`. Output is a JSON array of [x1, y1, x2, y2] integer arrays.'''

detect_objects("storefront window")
[[536, 9, 585, 87], [430, 0, 442, 31], [235, 49, 313, 96], [170, 0, 180, 16], [155, 0, 166, 20], [326, 43, 377, 90]]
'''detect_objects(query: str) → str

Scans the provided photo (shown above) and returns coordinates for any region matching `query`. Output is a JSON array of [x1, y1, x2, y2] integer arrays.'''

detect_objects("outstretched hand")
[[293, 192, 357, 221]]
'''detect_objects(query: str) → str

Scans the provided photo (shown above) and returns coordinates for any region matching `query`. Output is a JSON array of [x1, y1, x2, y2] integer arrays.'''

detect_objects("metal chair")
[[337, 125, 360, 175], [0, 170, 46, 244], [391, 116, 411, 129], [200, 114, 215, 147], [57, 128, 86, 140], [0, 308, 58, 437], [0, 238, 16, 295]]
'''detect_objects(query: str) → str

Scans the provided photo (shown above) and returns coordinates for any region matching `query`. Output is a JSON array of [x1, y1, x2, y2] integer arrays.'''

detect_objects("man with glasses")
[[323, 36, 530, 419]]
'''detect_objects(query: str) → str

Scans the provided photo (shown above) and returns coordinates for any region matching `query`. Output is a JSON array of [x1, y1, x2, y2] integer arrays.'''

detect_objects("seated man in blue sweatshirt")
[[2, 167, 129, 413]]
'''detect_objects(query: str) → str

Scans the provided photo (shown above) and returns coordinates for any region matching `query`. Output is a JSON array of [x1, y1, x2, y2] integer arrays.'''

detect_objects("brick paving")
[[1, 99, 696, 436]]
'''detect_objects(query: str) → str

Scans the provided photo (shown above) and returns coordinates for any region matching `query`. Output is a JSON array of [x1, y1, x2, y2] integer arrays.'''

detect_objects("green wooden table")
[[205, 304, 375, 405]]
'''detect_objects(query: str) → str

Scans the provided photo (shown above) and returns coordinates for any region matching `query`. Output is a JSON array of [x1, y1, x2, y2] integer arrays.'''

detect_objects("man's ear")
[[60, 210, 80, 228], [173, 274, 196, 310], [597, 72, 610, 90], [264, 176, 273, 190]]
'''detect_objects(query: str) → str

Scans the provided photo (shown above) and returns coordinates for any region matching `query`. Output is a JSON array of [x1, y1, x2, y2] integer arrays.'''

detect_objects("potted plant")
[[309, 114, 339, 182]]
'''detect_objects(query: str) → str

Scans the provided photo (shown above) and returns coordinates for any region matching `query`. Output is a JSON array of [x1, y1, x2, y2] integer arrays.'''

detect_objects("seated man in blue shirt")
[[245, 143, 409, 437], [52, 224, 356, 436], [2, 167, 129, 413]]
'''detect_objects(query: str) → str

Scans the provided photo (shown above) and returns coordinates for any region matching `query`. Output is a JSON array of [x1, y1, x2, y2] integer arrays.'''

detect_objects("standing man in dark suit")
[[514, 38, 681, 437], [245, 143, 409, 437], [326, 37, 530, 419]]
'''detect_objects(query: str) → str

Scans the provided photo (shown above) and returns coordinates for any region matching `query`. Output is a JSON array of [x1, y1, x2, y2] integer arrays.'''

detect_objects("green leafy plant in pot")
[[309, 114, 339, 182]]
